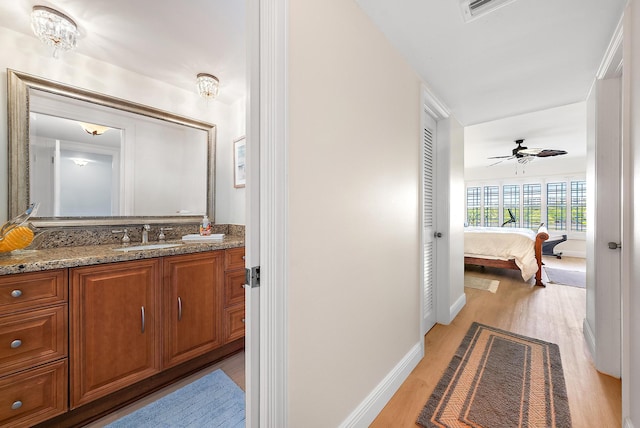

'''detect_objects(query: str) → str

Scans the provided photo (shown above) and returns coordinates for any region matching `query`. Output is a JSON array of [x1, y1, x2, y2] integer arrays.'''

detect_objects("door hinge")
[[245, 266, 260, 288]]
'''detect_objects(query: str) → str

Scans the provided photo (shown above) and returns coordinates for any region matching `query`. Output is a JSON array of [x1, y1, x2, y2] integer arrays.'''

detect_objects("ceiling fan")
[[488, 139, 568, 166]]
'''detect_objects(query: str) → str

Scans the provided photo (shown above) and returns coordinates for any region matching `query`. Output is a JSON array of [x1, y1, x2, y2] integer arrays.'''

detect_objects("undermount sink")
[[113, 243, 183, 252]]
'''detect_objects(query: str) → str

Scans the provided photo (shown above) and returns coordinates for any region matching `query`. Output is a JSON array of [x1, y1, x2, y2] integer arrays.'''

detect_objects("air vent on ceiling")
[[460, 0, 518, 23]]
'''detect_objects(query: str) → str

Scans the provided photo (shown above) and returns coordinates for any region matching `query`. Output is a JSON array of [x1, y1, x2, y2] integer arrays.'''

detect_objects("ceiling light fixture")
[[70, 158, 90, 167], [79, 122, 110, 136], [30, 5, 79, 58], [196, 73, 220, 99]]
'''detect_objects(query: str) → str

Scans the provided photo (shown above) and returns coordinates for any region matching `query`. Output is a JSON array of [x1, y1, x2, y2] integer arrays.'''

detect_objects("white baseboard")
[[624, 417, 636, 428], [449, 293, 467, 323], [583, 318, 596, 360], [338, 341, 424, 428]]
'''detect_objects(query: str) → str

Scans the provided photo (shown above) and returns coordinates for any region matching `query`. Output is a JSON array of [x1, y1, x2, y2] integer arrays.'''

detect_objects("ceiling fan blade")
[[519, 148, 543, 156], [487, 157, 513, 167], [487, 155, 514, 159], [487, 160, 504, 167], [536, 149, 568, 157]]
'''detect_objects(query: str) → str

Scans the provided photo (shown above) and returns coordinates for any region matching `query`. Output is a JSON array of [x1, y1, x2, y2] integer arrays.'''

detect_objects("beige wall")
[[288, 0, 422, 426], [0, 26, 244, 225]]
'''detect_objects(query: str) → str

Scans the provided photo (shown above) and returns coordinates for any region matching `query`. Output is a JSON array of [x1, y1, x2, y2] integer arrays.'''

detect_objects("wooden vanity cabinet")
[[223, 247, 246, 343], [162, 252, 224, 368], [0, 246, 244, 426], [0, 269, 68, 428], [69, 259, 161, 408]]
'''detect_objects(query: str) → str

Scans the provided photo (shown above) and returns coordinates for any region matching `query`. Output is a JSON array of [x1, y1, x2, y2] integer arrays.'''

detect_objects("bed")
[[464, 224, 550, 286]]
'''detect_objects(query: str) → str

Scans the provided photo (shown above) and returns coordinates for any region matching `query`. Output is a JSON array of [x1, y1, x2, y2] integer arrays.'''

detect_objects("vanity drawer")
[[0, 306, 67, 375], [0, 270, 67, 313], [224, 306, 245, 343], [0, 359, 67, 428], [225, 247, 245, 271], [224, 270, 246, 308]]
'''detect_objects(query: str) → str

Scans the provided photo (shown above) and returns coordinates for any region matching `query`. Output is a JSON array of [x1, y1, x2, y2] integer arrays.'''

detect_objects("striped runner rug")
[[417, 322, 572, 427]]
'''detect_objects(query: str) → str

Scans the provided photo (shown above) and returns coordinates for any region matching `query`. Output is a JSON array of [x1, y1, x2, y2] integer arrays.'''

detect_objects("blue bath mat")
[[106, 369, 245, 427]]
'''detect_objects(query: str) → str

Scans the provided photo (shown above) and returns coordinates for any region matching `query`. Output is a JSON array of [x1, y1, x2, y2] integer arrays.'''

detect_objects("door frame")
[[246, 0, 289, 426], [420, 86, 453, 333]]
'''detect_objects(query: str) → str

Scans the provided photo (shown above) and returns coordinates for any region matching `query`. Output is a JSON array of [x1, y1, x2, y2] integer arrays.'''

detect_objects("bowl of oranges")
[[0, 203, 38, 253]]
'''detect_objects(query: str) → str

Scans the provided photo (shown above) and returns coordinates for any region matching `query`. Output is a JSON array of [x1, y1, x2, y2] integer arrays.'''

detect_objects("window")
[[466, 187, 481, 226], [522, 184, 541, 229], [502, 185, 520, 227], [547, 182, 567, 231], [466, 179, 586, 233], [571, 181, 587, 231], [483, 186, 499, 227]]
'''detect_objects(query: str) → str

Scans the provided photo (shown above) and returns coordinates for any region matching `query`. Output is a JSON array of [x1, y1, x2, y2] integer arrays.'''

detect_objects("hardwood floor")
[[371, 256, 621, 427], [85, 350, 245, 426]]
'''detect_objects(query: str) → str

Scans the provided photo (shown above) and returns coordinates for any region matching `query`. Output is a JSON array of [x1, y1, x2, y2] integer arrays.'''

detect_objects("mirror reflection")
[[8, 69, 216, 225]]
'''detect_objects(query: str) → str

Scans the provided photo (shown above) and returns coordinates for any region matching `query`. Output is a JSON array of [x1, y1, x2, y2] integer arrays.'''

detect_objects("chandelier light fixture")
[[78, 122, 110, 136], [30, 5, 79, 58], [196, 73, 220, 99]]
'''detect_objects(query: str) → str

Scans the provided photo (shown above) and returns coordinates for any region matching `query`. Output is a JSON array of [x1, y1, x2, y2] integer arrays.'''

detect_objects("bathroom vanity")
[[0, 69, 246, 427], [0, 238, 245, 427]]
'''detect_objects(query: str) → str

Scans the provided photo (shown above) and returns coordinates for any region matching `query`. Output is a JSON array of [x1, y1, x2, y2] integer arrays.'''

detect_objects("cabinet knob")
[[10, 289, 22, 298], [242, 256, 246, 260], [11, 401, 22, 410], [241, 318, 246, 323], [10, 340, 22, 349]]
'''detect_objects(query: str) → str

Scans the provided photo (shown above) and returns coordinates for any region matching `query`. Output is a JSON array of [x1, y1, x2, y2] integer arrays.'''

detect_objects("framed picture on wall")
[[234, 136, 246, 188]]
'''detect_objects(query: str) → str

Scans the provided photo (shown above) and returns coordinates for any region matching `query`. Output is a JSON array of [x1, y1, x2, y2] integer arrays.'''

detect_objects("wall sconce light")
[[78, 122, 110, 136], [196, 73, 220, 99], [30, 5, 79, 58]]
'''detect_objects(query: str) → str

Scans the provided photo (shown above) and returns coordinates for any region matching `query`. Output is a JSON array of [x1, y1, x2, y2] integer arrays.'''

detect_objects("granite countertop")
[[0, 235, 245, 276]]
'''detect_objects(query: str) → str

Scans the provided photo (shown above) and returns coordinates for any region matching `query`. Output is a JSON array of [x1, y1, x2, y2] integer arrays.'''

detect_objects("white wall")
[[0, 26, 245, 225], [436, 116, 466, 321], [287, 0, 422, 425], [215, 98, 246, 224], [465, 156, 587, 182]]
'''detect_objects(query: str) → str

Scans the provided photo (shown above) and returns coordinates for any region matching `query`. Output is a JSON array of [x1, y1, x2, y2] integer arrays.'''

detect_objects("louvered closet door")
[[422, 113, 437, 335]]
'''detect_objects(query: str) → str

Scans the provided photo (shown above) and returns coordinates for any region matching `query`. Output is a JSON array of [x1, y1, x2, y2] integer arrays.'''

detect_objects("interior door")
[[422, 112, 437, 335], [586, 76, 622, 378]]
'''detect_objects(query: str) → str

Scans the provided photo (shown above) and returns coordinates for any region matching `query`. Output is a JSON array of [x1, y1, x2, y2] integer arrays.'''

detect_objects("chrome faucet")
[[142, 224, 150, 244]]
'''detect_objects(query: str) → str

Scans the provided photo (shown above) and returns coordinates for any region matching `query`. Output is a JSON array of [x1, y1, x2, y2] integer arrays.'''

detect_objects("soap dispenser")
[[200, 215, 211, 236]]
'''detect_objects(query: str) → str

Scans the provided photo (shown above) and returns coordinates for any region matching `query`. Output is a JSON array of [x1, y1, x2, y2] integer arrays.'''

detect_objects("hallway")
[[372, 257, 621, 427]]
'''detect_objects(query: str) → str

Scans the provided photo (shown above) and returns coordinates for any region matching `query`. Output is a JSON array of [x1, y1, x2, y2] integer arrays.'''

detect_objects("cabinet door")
[[70, 259, 161, 408], [163, 252, 224, 368]]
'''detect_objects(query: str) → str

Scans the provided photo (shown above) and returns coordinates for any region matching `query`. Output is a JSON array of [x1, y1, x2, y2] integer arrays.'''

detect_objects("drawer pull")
[[241, 318, 246, 323], [178, 297, 183, 321], [141, 306, 145, 334], [11, 400, 22, 410], [10, 289, 22, 298], [10, 340, 22, 349]]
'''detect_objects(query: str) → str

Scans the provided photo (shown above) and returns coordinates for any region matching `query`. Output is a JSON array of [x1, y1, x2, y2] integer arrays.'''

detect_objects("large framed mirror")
[[7, 69, 215, 227]]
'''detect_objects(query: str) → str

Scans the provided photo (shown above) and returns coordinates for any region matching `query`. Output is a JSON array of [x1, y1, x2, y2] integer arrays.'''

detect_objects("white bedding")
[[464, 226, 538, 281]]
